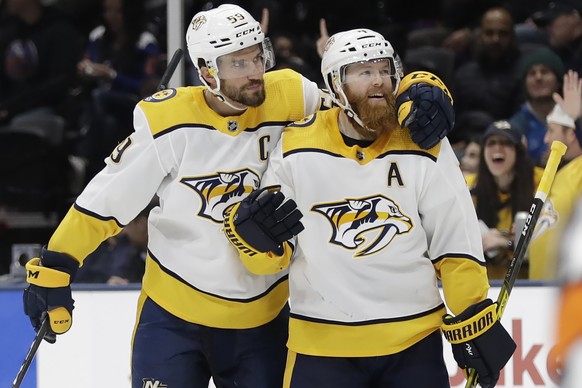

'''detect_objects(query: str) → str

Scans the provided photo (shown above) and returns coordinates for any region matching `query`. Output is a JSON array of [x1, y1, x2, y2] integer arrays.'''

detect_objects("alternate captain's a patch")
[[144, 89, 177, 102]]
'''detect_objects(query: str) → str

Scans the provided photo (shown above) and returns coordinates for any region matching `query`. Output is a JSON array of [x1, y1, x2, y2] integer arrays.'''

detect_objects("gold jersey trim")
[[282, 108, 440, 164], [287, 305, 445, 357], [142, 254, 289, 329]]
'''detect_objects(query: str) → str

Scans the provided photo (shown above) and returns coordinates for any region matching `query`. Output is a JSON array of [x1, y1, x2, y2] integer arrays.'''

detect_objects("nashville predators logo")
[[191, 15, 207, 31], [143, 88, 176, 102], [180, 169, 259, 222], [533, 199, 559, 240], [312, 195, 413, 257], [322, 36, 335, 56]]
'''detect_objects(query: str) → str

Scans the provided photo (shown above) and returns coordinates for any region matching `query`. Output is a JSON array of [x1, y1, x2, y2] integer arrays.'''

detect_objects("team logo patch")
[[143, 88, 176, 102], [533, 199, 559, 239], [110, 136, 132, 163], [190, 15, 207, 31], [312, 195, 413, 257], [141, 379, 167, 388], [180, 169, 260, 222], [323, 36, 335, 55]]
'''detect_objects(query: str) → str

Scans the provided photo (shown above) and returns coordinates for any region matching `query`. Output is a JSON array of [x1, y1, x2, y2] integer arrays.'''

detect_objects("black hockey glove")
[[224, 187, 304, 256], [396, 71, 455, 149], [441, 299, 516, 388], [23, 248, 79, 342]]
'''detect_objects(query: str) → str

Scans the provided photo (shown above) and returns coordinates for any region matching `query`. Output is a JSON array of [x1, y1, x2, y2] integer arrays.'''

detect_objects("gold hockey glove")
[[396, 71, 454, 149], [24, 249, 79, 342]]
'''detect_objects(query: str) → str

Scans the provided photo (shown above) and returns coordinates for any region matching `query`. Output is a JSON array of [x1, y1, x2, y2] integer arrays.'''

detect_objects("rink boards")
[[1, 283, 561, 388]]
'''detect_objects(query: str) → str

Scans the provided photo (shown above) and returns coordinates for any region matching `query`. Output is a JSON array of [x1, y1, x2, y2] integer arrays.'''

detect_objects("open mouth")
[[491, 153, 506, 164], [367, 93, 387, 104]]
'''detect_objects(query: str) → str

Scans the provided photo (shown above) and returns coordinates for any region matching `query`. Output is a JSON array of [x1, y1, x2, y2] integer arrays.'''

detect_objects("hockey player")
[[22, 5, 455, 388], [225, 28, 516, 387]]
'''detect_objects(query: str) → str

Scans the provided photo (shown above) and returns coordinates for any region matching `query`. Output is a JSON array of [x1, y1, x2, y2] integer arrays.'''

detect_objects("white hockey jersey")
[[248, 108, 490, 357], [48, 69, 322, 329]]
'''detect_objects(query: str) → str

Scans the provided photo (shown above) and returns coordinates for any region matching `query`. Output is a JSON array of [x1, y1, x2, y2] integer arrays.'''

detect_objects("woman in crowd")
[[465, 120, 543, 279]]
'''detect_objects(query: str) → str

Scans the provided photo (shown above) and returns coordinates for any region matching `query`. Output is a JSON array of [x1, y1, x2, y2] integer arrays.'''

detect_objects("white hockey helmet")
[[321, 28, 403, 128], [186, 4, 275, 104]]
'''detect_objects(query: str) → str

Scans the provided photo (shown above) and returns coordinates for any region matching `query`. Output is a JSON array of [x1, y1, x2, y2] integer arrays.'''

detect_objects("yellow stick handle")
[[536, 141, 567, 200]]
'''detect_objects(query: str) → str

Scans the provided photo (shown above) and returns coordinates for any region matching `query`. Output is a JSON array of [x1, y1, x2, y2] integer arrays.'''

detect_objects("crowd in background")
[[1, 0, 581, 284]]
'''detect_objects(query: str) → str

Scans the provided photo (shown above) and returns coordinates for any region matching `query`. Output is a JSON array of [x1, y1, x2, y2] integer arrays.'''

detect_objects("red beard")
[[344, 86, 399, 139]]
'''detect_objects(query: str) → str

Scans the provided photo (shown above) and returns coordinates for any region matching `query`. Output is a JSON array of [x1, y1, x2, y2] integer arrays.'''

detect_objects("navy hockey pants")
[[284, 330, 450, 388], [131, 296, 289, 388]]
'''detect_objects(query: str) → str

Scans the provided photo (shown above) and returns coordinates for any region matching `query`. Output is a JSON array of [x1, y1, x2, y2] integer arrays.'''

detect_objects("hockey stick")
[[465, 140, 567, 388], [157, 48, 184, 91], [12, 317, 50, 388]]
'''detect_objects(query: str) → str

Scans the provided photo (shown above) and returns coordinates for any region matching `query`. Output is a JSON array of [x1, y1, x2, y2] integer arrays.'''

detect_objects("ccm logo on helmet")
[[362, 43, 383, 48], [236, 27, 257, 37]]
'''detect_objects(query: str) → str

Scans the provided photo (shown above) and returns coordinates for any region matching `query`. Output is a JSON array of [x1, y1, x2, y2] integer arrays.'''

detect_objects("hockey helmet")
[[321, 28, 403, 127], [186, 4, 274, 95]]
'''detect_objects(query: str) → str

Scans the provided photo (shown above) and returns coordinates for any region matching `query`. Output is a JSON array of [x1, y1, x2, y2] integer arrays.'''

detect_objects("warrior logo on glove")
[[224, 186, 304, 256]]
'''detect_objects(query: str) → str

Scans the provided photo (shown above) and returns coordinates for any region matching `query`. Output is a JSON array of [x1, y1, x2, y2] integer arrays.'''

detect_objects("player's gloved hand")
[[396, 71, 455, 149], [23, 248, 79, 343], [224, 186, 304, 256], [441, 299, 516, 388]]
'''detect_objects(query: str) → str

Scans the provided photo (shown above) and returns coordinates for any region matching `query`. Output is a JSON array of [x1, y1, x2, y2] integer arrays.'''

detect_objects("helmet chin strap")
[[335, 86, 372, 132], [344, 107, 373, 133], [207, 87, 247, 112], [200, 72, 247, 112]]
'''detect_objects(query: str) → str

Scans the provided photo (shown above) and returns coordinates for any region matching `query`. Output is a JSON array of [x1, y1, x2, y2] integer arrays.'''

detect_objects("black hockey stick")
[[465, 141, 567, 387], [157, 48, 184, 91], [12, 317, 50, 388]]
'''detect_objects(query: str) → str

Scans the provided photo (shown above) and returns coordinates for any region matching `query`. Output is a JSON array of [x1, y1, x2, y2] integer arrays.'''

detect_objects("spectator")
[[271, 33, 320, 85], [459, 136, 482, 177], [0, 0, 82, 215], [530, 70, 582, 280], [532, 0, 582, 74], [510, 47, 566, 166], [453, 7, 522, 135], [0, 0, 82, 138], [75, 199, 154, 284], [449, 109, 494, 151], [75, 0, 160, 182], [465, 120, 544, 280]]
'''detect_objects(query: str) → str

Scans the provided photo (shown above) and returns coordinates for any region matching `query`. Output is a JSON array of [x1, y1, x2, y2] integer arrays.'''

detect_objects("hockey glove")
[[396, 71, 455, 149], [224, 187, 304, 256], [442, 299, 516, 388], [23, 248, 79, 342]]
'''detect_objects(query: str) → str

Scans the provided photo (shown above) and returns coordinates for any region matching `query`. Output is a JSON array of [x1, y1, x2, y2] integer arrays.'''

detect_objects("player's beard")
[[344, 86, 398, 139], [221, 79, 266, 107]]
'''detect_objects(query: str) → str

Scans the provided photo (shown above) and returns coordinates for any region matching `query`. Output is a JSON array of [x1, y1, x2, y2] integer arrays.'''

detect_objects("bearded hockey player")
[[225, 28, 516, 388]]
